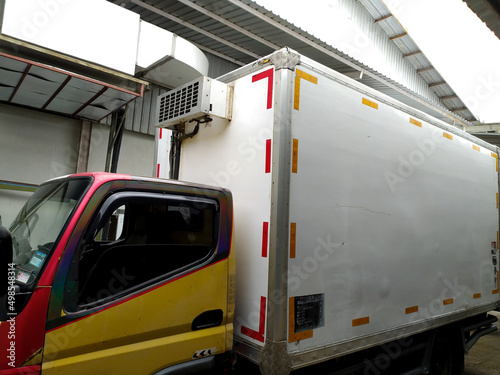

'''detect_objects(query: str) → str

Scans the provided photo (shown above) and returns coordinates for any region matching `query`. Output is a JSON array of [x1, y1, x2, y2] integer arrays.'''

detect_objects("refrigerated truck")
[[1, 48, 499, 375]]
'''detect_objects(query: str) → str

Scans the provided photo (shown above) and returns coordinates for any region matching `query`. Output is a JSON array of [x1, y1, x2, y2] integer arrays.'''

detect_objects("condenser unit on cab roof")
[[156, 76, 232, 129]]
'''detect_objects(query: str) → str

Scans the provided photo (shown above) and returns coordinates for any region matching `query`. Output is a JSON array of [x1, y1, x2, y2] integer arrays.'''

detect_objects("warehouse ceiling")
[[0, 0, 483, 128], [0, 50, 144, 121], [109, 0, 477, 128], [464, 0, 500, 39], [0, 34, 147, 122]]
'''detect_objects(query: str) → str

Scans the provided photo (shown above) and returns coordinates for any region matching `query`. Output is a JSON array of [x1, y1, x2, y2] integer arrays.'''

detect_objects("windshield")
[[9, 178, 90, 289]]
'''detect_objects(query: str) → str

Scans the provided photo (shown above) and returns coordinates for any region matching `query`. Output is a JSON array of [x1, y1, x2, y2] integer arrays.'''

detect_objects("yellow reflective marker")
[[292, 138, 299, 174], [294, 69, 318, 110], [443, 132, 453, 140], [362, 98, 378, 110], [410, 118, 422, 127], [443, 298, 454, 305], [405, 306, 418, 315], [472, 145, 480, 152], [491, 152, 498, 172], [288, 297, 313, 342], [352, 316, 370, 327]]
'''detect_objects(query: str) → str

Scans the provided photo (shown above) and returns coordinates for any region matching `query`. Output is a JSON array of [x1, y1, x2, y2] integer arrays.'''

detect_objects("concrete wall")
[[87, 122, 155, 177], [0, 103, 155, 227], [0, 103, 80, 226]]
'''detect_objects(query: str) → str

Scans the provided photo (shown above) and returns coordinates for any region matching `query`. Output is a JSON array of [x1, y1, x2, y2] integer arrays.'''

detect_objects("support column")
[[76, 120, 92, 173]]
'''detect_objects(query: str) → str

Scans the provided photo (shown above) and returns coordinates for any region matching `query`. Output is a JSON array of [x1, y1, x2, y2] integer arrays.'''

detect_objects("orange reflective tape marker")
[[292, 138, 299, 174], [290, 223, 296, 258], [443, 132, 453, 140], [405, 306, 418, 315], [294, 69, 318, 110], [352, 316, 370, 327], [288, 297, 313, 342], [362, 98, 378, 110], [409, 118, 422, 127], [491, 152, 499, 172]]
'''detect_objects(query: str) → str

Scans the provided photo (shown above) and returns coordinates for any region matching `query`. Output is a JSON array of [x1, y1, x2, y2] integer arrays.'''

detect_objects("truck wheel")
[[428, 335, 464, 375]]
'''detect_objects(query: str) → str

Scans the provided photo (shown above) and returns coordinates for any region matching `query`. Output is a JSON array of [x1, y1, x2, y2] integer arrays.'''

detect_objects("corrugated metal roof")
[[0, 49, 145, 122], [358, 0, 475, 122], [464, 0, 500, 39], [110, 0, 476, 129]]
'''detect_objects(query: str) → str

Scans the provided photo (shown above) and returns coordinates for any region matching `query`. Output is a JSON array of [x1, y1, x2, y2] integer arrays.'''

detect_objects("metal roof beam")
[[403, 50, 422, 58], [8, 64, 31, 102], [429, 81, 446, 88], [417, 66, 435, 74], [42, 75, 71, 110], [389, 32, 408, 40], [439, 94, 458, 101], [177, 0, 280, 51], [130, 0, 261, 59], [72, 86, 108, 117], [374, 14, 392, 23], [450, 106, 468, 113]]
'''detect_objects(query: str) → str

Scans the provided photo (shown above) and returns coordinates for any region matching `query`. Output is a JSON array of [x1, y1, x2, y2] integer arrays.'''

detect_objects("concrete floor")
[[465, 311, 500, 375]]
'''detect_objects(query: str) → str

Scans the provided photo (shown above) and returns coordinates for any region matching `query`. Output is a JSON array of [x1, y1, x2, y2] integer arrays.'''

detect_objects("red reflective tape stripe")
[[265, 139, 271, 173], [252, 68, 274, 109], [262, 222, 269, 257], [157, 164, 160, 178], [159, 128, 163, 139], [259, 296, 266, 334], [241, 296, 266, 342]]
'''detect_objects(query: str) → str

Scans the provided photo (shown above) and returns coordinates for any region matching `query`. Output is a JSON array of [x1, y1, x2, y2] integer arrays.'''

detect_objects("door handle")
[[191, 309, 223, 331]]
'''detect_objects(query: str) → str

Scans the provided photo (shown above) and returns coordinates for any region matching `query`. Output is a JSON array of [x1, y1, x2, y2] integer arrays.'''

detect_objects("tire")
[[428, 333, 464, 375]]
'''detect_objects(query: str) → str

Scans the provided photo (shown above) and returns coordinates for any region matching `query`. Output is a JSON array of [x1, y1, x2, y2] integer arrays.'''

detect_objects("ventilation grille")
[[158, 81, 200, 123]]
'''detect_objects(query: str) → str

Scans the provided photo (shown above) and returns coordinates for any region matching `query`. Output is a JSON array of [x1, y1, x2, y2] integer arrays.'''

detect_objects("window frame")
[[64, 190, 220, 312]]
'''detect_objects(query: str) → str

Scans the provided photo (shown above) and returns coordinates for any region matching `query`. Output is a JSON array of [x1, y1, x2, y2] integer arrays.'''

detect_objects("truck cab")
[[0, 172, 235, 374]]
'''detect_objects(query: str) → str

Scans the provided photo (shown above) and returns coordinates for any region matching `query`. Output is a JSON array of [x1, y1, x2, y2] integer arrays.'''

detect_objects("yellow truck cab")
[[0, 172, 235, 374]]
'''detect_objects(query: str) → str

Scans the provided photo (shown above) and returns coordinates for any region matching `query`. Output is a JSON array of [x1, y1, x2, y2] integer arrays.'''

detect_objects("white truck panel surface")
[[158, 48, 500, 368], [286, 60, 499, 353], [179, 67, 275, 346]]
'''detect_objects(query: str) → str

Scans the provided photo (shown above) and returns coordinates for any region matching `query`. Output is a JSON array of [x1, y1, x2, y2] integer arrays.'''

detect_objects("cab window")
[[67, 192, 219, 310]]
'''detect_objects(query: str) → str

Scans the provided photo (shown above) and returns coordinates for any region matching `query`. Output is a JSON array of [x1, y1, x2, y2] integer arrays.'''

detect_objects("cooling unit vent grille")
[[158, 81, 200, 123]]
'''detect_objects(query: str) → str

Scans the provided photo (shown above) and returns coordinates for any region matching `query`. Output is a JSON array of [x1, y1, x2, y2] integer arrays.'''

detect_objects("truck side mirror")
[[0, 226, 13, 298]]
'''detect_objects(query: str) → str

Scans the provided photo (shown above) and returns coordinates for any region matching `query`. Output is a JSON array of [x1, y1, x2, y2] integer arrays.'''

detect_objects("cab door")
[[42, 186, 233, 374]]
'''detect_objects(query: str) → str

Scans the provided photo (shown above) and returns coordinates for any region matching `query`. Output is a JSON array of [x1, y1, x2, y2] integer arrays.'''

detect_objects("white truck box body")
[[157, 48, 500, 370]]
